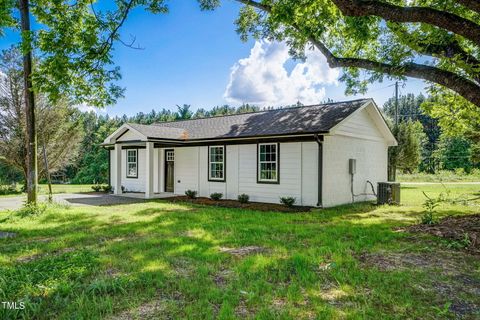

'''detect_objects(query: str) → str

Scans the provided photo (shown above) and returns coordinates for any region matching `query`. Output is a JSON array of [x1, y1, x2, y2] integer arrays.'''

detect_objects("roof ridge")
[[150, 98, 371, 126]]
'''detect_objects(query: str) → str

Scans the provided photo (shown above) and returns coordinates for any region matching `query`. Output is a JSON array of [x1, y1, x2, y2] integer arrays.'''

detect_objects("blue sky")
[[0, 0, 425, 117]]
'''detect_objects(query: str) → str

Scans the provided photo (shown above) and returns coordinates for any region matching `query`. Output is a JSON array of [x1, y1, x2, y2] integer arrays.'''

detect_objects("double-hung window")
[[258, 143, 279, 183], [208, 146, 225, 181], [126, 149, 138, 178]]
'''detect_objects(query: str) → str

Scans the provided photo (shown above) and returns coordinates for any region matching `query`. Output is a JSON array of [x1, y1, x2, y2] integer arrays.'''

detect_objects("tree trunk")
[[19, 0, 37, 204], [42, 142, 52, 202]]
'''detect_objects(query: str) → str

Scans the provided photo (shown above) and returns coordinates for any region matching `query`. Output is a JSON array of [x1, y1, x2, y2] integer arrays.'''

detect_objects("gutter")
[[314, 134, 323, 208]]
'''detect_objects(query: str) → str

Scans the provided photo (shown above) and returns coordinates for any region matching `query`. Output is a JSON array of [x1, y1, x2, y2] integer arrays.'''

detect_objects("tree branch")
[[234, 0, 480, 107], [310, 38, 480, 106], [332, 0, 480, 46]]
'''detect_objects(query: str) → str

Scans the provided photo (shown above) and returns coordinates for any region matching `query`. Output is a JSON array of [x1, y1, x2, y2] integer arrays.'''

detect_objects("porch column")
[[114, 144, 122, 195], [145, 142, 154, 198]]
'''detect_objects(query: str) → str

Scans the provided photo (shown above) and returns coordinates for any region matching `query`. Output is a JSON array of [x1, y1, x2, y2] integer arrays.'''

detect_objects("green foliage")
[[420, 191, 443, 225], [185, 189, 197, 199], [0, 48, 84, 183], [237, 193, 249, 203], [389, 121, 426, 174], [210, 192, 223, 200], [280, 196, 296, 207], [199, 0, 480, 108], [0, 184, 20, 195], [101, 185, 112, 193], [17, 202, 47, 217], [91, 184, 102, 192], [434, 136, 472, 172]]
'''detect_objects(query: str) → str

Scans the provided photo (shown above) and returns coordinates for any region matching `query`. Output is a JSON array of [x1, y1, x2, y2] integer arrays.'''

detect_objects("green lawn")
[[397, 170, 480, 182], [0, 184, 94, 197], [0, 184, 479, 319]]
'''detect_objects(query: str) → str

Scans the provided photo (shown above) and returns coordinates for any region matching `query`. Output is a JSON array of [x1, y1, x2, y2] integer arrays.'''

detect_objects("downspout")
[[314, 134, 323, 208]]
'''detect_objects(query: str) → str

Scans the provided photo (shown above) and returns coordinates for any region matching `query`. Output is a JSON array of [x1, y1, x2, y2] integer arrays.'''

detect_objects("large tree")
[[198, 0, 480, 109], [0, 48, 83, 185], [1, 0, 167, 204]]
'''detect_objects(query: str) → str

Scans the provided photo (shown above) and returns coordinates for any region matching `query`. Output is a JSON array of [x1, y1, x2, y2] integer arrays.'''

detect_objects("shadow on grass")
[[0, 200, 477, 319]]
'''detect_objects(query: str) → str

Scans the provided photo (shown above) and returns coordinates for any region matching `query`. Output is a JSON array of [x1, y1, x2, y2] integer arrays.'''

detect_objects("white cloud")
[[224, 41, 339, 106], [75, 103, 106, 114]]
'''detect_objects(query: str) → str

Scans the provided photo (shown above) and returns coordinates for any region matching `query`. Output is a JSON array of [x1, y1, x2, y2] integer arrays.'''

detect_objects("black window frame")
[[126, 149, 138, 178], [208, 145, 226, 182], [257, 142, 280, 184]]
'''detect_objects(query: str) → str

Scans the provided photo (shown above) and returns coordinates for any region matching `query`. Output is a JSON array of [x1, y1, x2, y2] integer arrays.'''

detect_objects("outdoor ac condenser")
[[377, 182, 401, 205]]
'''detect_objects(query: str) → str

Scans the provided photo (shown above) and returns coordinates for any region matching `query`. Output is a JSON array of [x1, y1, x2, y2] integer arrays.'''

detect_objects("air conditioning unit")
[[377, 182, 401, 205]]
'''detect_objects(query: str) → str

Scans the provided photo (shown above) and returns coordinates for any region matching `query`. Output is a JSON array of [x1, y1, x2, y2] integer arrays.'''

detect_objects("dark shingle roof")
[[129, 99, 370, 141]]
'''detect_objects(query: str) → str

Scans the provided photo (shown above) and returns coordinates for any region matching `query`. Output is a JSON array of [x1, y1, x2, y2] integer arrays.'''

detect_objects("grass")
[[0, 184, 95, 197], [397, 170, 480, 182], [0, 184, 479, 319]]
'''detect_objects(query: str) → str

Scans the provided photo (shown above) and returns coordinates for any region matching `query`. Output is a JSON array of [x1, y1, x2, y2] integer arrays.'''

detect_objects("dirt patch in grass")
[[213, 268, 233, 287], [110, 293, 184, 320], [16, 247, 76, 263], [162, 196, 312, 213], [358, 250, 480, 318], [219, 246, 268, 257], [399, 213, 480, 254]]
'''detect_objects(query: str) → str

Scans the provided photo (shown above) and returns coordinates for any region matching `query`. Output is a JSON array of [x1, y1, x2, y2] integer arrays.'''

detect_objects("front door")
[[165, 150, 174, 192]]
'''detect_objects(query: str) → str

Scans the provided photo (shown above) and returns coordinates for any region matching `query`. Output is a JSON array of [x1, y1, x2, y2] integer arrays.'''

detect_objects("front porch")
[[109, 140, 177, 199]]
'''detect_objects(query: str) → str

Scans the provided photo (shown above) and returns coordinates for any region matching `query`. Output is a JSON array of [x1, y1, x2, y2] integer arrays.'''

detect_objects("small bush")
[[91, 184, 101, 192], [420, 191, 441, 225], [280, 196, 296, 207], [17, 202, 47, 217], [185, 190, 197, 199], [210, 192, 223, 200], [0, 184, 20, 195], [238, 193, 249, 204], [101, 185, 112, 193]]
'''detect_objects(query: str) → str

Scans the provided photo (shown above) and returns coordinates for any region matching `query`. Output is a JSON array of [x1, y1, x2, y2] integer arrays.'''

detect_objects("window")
[[126, 149, 138, 178], [258, 143, 279, 183], [208, 146, 225, 181], [166, 150, 174, 161]]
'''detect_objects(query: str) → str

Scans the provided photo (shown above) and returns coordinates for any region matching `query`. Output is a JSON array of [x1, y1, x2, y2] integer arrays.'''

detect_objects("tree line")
[[385, 93, 479, 174]]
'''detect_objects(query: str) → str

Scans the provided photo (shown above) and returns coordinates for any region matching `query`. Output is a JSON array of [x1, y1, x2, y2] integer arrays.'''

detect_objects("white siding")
[[333, 106, 384, 141], [120, 149, 146, 192], [237, 143, 300, 204], [168, 142, 318, 206], [226, 145, 239, 200], [322, 135, 388, 207], [301, 142, 319, 206], [116, 129, 143, 142], [174, 147, 199, 195]]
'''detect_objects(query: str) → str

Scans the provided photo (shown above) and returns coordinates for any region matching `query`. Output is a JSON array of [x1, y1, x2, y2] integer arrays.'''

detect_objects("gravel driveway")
[[0, 193, 143, 211]]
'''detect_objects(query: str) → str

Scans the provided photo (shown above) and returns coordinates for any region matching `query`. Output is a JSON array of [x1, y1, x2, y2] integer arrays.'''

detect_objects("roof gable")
[[330, 100, 397, 146]]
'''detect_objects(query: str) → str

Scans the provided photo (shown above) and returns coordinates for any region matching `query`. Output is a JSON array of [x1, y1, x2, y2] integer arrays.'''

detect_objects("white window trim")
[[208, 145, 225, 181], [258, 143, 279, 183], [126, 149, 138, 178]]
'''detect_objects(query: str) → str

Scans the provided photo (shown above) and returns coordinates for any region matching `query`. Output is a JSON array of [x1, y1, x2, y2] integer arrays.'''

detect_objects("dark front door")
[[165, 150, 174, 192]]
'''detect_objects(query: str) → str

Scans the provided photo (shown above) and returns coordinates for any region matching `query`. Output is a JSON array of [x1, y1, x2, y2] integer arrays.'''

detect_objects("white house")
[[102, 99, 397, 207]]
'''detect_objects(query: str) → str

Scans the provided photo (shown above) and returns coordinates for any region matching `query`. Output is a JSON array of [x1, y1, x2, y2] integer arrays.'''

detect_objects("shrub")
[[420, 192, 441, 225], [0, 184, 20, 195], [185, 190, 197, 199], [238, 193, 249, 204], [91, 184, 101, 192], [101, 185, 112, 193], [17, 202, 47, 217], [280, 196, 296, 207], [210, 192, 223, 201]]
